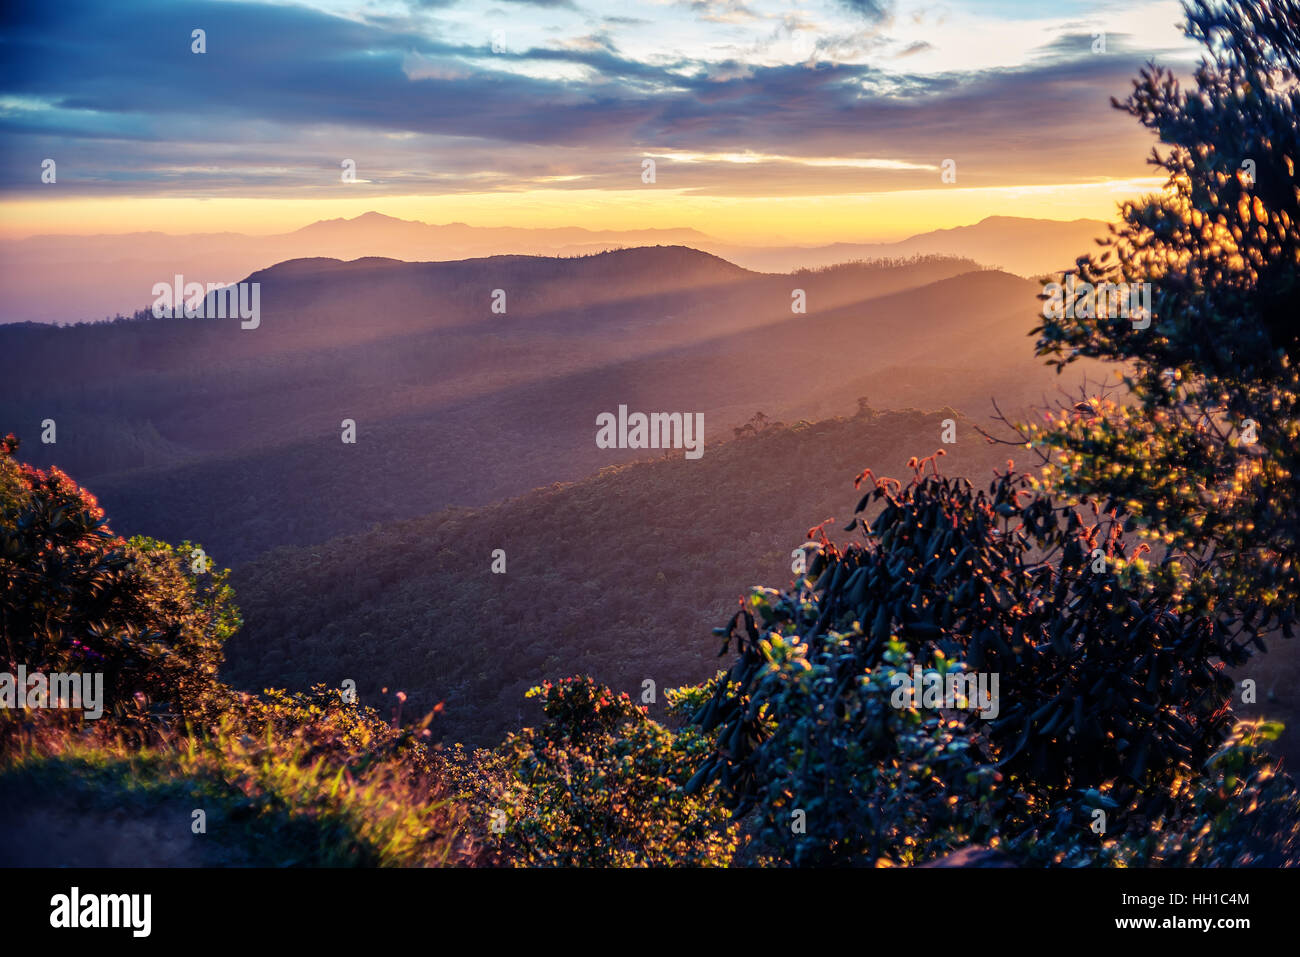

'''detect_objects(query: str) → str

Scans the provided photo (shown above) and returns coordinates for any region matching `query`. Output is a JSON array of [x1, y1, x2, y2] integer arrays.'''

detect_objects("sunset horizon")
[[3, 0, 1199, 243], [2, 179, 1163, 243]]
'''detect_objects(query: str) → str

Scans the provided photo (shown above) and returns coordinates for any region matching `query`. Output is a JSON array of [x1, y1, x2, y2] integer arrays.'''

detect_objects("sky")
[[0, 0, 1203, 243]]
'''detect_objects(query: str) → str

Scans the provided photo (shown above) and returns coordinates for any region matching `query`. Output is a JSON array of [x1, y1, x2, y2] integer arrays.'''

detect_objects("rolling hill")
[[708, 216, 1110, 277], [0, 212, 1108, 324], [221, 406, 1021, 745], [3, 248, 1101, 566], [219, 404, 1300, 759]]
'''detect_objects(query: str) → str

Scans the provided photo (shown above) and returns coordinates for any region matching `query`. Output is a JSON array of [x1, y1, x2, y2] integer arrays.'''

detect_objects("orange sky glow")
[[0, 177, 1165, 243]]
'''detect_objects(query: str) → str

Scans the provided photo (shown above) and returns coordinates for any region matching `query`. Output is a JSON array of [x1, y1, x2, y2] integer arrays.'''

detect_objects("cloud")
[[0, 0, 1171, 201], [557, 30, 618, 53], [704, 61, 755, 82], [681, 1, 760, 24], [837, 0, 893, 22], [1029, 30, 1150, 62], [407, 0, 574, 6]]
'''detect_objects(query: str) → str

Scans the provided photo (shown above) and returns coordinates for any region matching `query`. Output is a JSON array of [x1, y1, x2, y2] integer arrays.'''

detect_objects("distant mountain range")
[[0, 212, 1108, 324], [709, 215, 1109, 276]]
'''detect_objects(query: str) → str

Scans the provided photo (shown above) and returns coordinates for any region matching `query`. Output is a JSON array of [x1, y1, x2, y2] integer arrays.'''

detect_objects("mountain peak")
[[293, 211, 415, 233]]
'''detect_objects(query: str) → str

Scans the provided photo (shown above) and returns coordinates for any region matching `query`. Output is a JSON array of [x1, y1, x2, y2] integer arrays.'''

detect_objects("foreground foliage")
[[686, 454, 1299, 866], [1032, 0, 1300, 657], [1, 688, 475, 867], [491, 677, 738, 866], [1, 433, 238, 721]]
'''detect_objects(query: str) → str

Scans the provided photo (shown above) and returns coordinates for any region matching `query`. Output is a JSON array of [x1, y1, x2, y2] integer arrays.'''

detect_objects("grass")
[[0, 704, 477, 867]]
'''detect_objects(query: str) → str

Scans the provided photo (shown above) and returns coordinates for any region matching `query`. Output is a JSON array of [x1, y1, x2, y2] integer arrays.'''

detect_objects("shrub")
[[496, 676, 738, 866], [1, 434, 238, 720], [688, 455, 1291, 864]]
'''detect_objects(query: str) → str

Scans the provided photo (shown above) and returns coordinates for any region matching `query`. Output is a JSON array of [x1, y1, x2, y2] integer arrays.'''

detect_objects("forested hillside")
[[2, 251, 1101, 564], [223, 407, 1014, 744]]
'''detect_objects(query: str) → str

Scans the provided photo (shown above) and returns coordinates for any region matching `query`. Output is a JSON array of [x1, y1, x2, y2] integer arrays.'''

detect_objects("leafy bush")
[[688, 456, 1294, 864], [0, 434, 238, 720], [1011, 719, 1300, 867], [1, 431, 482, 865], [692, 634, 1000, 866], [494, 676, 738, 866]]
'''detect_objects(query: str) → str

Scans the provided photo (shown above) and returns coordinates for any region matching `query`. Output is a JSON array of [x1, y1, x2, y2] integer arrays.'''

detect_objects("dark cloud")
[[1030, 30, 1154, 62], [0, 0, 1167, 200], [838, 0, 893, 22]]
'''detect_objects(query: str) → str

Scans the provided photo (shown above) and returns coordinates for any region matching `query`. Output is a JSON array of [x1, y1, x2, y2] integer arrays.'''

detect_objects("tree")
[[1030, 0, 1300, 659]]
